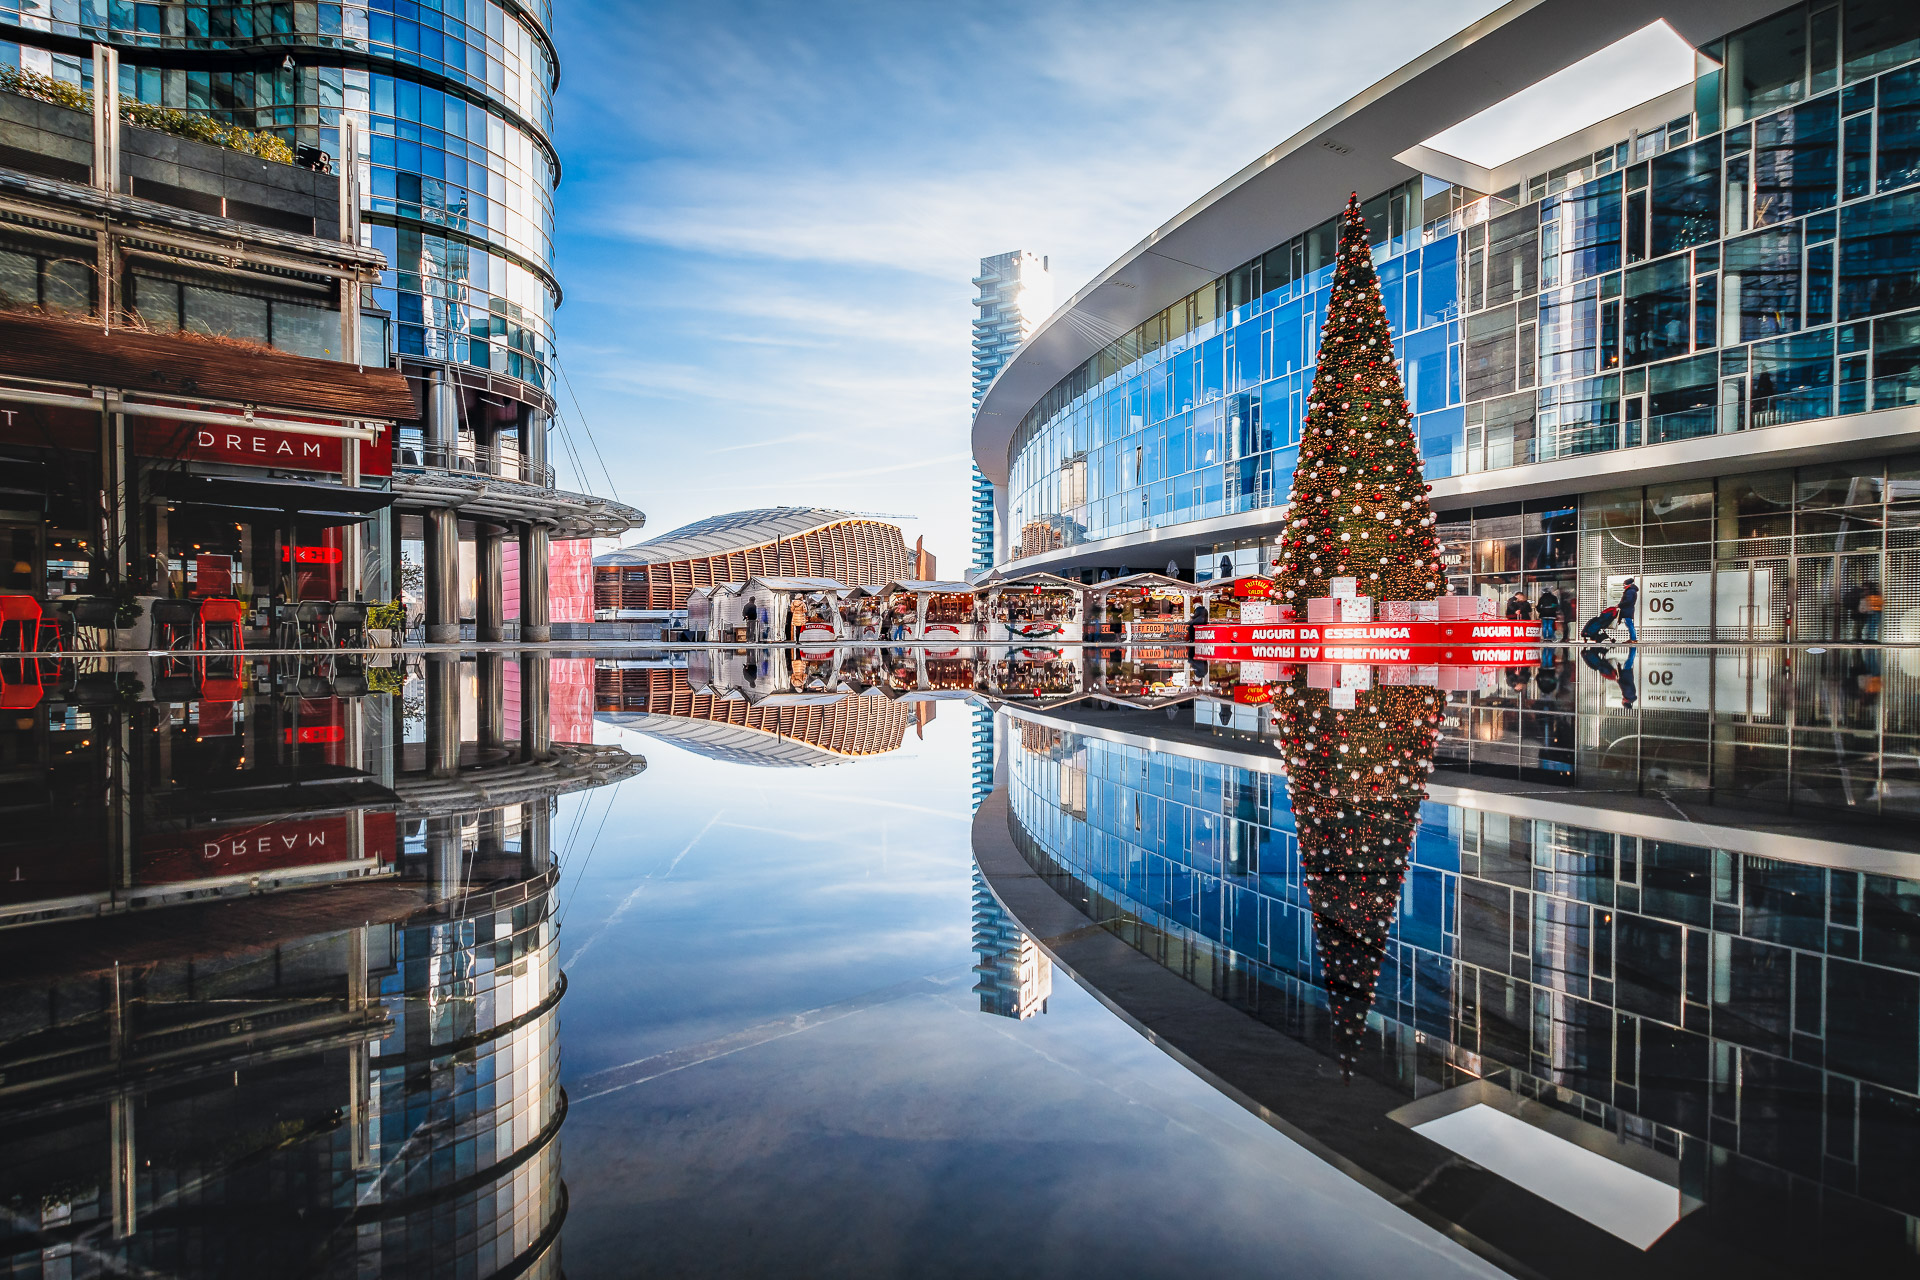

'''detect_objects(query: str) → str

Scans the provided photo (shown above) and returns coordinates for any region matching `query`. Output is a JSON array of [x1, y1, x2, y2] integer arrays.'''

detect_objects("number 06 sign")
[[1607, 573, 1710, 629]]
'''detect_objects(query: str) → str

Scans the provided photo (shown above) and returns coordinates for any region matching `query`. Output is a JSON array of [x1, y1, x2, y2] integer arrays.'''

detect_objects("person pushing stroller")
[[1581, 578, 1638, 644]]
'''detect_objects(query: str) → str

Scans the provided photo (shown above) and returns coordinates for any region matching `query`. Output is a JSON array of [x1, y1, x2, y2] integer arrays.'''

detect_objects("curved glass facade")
[[0, 0, 560, 389], [999, 671, 1920, 1252], [1000, 0, 1920, 564]]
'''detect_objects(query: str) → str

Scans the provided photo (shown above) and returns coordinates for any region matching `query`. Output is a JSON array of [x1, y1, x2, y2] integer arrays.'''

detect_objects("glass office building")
[[1, 0, 559, 392], [972, 0, 1920, 639]]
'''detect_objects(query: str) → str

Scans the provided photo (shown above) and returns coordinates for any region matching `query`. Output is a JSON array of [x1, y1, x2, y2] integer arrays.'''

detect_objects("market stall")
[[737, 577, 849, 647], [1089, 573, 1200, 643], [983, 573, 1084, 643], [838, 587, 891, 641], [685, 584, 748, 642], [1088, 647, 1196, 707], [1198, 575, 1287, 625], [879, 579, 981, 645], [984, 644, 1086, 704]]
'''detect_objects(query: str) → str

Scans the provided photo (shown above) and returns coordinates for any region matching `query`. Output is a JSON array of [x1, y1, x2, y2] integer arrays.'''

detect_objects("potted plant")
[[108, 580, 150, 650], [366, 600, 406, 647]]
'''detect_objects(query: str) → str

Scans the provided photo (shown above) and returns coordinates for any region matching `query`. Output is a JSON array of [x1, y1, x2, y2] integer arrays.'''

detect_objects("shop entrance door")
[[1794, 551, 1882, 641]]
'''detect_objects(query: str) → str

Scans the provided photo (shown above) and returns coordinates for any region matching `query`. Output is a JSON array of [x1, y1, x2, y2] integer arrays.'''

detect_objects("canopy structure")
[[0, 311, 414, 422], [880, 579, 977, 595], [1091, 572, 1194, 596]]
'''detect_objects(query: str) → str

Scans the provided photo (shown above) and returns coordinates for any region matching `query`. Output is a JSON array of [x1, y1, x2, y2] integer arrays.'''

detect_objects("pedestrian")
[[1505, 592, 1533, 621], [1618, 577, 1639, 643], [1859, 581, 1884, 643], [742, 598, 759, 643], [1535, 585, 1559, 641]]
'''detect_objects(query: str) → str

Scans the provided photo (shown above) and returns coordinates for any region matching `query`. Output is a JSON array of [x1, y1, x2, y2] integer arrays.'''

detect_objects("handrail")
[[390, 436, 556, 488]]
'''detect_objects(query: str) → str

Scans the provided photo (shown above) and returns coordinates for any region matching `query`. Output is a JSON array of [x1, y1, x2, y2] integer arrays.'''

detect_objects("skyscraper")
[[970, 250, 1049, 574], [3, 1, 560, 398]]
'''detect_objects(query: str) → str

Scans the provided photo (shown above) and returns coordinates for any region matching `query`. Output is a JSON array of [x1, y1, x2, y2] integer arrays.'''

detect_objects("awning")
[[152, 470, 394, 520], [0, 311, 416, 420]]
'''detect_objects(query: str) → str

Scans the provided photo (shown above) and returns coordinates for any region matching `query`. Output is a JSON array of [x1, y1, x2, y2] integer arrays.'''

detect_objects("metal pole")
[[477, 526, 505, 642], [519, 652, 550, 761], [519, 524, 550, 642], [424, 507, 459, 643]]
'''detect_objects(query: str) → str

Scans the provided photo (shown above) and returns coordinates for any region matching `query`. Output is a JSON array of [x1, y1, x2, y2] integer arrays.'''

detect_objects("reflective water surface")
[[1, 643, 1917, 1277]]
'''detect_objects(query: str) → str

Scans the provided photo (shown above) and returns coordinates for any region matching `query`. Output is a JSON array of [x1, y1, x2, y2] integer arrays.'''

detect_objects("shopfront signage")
[[1606, 573, 1710, 631], [137, 812, 397, 884], [152, 421, 392, 478], [0, 402, 390, 477]]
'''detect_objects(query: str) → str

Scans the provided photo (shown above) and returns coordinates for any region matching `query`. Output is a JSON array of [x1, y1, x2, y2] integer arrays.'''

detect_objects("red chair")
[[198, 598, 247, 652], [0, 657, 46, 709], [0, 595, 55, 653]]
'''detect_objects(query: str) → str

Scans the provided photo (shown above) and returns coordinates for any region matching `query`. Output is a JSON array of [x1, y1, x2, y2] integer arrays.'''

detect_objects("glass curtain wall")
[[0, 0, 560, 389], [1002, 0, 1920, 561]]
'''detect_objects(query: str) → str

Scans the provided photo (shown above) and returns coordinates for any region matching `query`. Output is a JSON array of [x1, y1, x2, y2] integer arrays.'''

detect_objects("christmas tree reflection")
[[1275, 671, 1445, 1078]]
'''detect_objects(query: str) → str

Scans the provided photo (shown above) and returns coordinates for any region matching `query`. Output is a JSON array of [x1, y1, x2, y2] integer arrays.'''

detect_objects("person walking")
[[1618, 578, 1639, 643], [1535, 585, 1559, 641], [742, 598, 759, 643], [1859, 581, 1884, 643]]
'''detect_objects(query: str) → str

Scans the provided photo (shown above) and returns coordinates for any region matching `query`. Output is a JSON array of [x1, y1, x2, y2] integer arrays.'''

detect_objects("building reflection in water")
[[979, 647, 1920, 1276], [0, 650, 640, 1277]]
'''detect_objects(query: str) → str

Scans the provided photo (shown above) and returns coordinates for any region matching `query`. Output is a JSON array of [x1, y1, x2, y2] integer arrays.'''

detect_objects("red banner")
[[0, 403, 391, 476]]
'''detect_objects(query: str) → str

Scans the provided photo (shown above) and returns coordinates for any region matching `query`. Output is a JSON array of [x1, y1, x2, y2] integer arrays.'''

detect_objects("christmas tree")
[[1275, 674, 1446, 1078], [1277, 194, 1446, 606]]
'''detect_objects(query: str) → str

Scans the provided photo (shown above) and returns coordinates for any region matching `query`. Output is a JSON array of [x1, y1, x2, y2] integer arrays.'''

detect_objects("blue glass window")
[[1379, 255, 1406, 339], [1874, 312, 1920, 407], [1723, 224, 1802, 341], [1753, 97, 1838, 224], [1417, 406, 1463, 479], [1624, 257, 1692, 366], [1839, 187, 1920, 319], [1403, 325, 1451, 414], [1647, 354, 1719, 443], [1750, 329, 1835, 424], [1649, 136, 1721, 258], [1880, 65, 1920, 193], [1421, 236, 1459, 327], [1541, 173, 1622, 286], [1845, 111, 1875, 199]]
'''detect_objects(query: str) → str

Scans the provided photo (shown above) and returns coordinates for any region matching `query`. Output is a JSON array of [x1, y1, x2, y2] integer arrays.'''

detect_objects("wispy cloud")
[[552, 0, 1511, 557]]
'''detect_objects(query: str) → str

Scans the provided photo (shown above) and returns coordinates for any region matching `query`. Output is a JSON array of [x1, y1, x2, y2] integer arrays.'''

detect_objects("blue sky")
[[544, 0, 1687, 565]]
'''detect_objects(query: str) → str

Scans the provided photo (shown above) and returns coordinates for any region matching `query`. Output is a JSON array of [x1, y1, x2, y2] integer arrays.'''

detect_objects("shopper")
[[1535, 586, 1559, 640], [1505, 592, 1533, 621], [1618, 578, 1639, 643], [1859, 581, 1884, 643]]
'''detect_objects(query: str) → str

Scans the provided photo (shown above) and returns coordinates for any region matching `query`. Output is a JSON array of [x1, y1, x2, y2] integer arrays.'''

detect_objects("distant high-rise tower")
[[971, 250, 1050, 574]]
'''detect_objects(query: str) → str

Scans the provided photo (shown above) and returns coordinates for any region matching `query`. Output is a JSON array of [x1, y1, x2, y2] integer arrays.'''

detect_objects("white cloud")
[[553, 0, 1515, 562]]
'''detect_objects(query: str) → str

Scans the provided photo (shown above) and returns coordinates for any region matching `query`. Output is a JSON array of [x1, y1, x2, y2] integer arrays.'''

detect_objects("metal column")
[[425, 654, 464, 899], [477, 526, 505, 642], [519, 653, 550, 761], [519, 524, 551, 643], [424, 507, 459, 643], [476, 651, 505, 750]]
